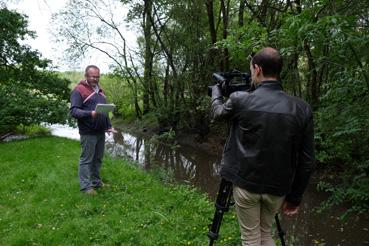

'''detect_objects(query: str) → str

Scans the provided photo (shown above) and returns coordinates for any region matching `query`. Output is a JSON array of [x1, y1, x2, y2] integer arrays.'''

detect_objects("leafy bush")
[[0, 8, 70, 134], [99, 74, 138, 121], [315, 76, 369, 215], [15, 124, 50, 137]]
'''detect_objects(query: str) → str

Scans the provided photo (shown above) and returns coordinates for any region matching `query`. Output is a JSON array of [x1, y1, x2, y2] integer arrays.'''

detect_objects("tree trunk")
[[238, 0, 245, 27], [304, 40, 318, 105], [133, 84, 142, 119], [205, 0, 218, 70], [206, 0, 217, 45], [164, 62, 169, 106], [220, 0, 230, 71], [143, 0, 154, 114]]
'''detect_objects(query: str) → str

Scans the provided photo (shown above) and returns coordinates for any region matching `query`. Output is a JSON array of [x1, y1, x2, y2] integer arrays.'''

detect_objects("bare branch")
[[150, 3, 178, 77]]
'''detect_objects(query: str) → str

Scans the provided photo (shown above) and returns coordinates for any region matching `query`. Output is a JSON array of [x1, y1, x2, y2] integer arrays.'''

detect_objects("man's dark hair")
[[85, 65, 100, 74], [251, 47, 283, 77]]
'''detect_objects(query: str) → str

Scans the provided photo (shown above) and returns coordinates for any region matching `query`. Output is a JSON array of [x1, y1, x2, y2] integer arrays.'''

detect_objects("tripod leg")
[[208, 179, 233, 245], [275, 214, 286, 246]]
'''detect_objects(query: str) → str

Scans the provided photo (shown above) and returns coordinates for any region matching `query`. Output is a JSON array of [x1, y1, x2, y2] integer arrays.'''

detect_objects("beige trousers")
[[233, 185, 285, 246]]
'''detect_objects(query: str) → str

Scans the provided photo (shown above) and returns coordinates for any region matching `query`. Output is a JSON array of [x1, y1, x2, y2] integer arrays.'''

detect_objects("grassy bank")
[[0, 136, 242, 245]]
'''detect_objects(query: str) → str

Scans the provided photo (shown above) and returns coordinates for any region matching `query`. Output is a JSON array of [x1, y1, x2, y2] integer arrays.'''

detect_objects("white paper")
[[95, 103, 116, 113]]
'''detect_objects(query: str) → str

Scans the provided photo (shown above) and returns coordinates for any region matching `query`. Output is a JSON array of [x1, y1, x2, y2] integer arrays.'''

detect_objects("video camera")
[[208, 70, 252, 97]]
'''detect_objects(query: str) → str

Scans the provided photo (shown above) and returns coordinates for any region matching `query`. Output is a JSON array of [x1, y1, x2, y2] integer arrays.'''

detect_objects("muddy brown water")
[[47, 124, 369, 245]]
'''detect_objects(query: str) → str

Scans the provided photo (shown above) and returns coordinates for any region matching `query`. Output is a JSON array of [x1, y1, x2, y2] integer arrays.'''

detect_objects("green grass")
[[0, 136, 241, 245]]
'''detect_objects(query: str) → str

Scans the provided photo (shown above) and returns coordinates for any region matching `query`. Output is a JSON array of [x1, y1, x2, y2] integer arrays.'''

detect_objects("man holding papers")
[[70, 65, 115, 195]]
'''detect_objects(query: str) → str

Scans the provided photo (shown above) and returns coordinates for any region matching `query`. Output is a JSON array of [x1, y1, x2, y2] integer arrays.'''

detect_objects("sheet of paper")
[[95, 103, 116, 113]]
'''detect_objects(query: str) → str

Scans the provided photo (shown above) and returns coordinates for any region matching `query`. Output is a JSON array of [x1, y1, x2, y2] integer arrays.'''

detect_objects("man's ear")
[[255, 64, 262, 76]]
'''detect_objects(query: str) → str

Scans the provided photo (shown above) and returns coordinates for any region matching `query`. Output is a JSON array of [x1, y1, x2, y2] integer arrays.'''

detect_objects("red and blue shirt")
[[70, 80, 112, 135]]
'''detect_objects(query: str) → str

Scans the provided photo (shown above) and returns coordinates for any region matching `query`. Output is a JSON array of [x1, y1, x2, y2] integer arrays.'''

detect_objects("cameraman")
[[211, 47, 315, 246]]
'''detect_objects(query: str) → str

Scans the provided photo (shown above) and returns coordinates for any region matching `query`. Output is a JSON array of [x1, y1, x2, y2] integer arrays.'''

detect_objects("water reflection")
[[46, 123, 80, 140]]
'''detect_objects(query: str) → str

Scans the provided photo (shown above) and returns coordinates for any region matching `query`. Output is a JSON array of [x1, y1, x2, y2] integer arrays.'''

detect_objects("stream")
[[47, 124, 369, 246]]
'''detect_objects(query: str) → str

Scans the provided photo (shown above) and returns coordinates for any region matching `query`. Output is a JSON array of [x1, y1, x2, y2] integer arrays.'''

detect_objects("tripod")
[[208, 179, 286, 246]]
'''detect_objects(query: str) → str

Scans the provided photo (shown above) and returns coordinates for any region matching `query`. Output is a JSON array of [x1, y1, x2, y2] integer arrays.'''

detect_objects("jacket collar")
[[78, 80, 104, 93], [255, 80, 283, 91]]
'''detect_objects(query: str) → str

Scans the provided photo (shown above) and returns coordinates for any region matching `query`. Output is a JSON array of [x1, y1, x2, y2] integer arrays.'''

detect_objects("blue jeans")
[[79, 134, 105, 191]]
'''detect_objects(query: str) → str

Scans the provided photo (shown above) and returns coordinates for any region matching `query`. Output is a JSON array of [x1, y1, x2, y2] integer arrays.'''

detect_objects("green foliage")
[[0, 72, 70, 134], [153, 103, 181, 130], [15, 124, 50, 137], [133, 111, 159, 130], [149, 128, 179, 151], [0, 8, 42, 68], [219, 19, 268, 68], [57, 70, 83, 89], [315, 78, 369, 215], [0, 8, 71, 134], [99, 74, 138, 120], [179, 96, 212, 138]]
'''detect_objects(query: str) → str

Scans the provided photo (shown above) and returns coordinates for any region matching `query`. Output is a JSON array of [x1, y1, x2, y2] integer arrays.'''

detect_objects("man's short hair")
[[252, 47, 283, 77], [85, 65, 100, 74]]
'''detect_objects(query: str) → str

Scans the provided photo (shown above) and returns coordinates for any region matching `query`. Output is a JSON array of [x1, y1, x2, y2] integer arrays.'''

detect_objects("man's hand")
[[106, 128, 117, 135], [91, 111, 97, 118], [282, 201, 299, 216]]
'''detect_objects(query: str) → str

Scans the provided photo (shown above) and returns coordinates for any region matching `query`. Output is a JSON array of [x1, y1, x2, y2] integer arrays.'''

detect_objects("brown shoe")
[[84, 188, 97, 195]]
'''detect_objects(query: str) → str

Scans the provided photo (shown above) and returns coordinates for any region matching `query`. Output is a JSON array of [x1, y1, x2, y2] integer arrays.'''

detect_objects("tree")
[[0, 8, 70, 134]]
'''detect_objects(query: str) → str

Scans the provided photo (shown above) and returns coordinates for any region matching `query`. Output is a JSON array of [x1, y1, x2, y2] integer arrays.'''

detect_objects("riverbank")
[[0, 136, 244, 245]]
